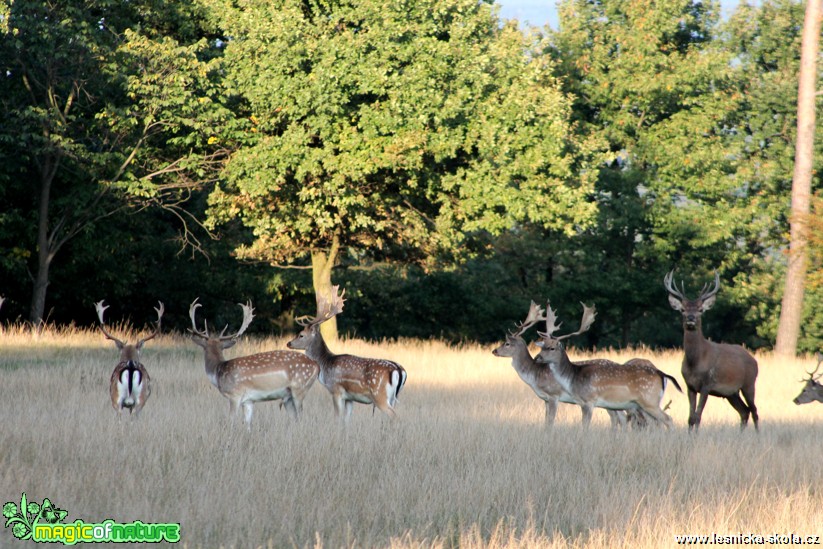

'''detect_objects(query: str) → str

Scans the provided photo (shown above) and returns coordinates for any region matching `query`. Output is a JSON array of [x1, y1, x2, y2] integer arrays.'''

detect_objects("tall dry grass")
[[1, 324, 822, 548]]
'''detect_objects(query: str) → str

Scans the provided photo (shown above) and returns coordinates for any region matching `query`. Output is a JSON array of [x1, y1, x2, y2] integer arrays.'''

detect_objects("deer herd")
[[82, 271, 821, 430]]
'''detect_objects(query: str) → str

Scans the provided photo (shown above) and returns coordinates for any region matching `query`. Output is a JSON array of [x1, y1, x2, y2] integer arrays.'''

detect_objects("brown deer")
[[794, 352, 823, 405], [95, 300, 163, 419], [664, 270, 759, 431], [188, 299, 319, 427], [534, 301, 681, 429], [492, 301, 634, 428], [286, 286, 407, 422]]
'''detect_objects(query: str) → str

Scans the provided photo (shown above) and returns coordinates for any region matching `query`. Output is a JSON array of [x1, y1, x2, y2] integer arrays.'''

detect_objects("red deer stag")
[[286, 286, 407, 422], [794, 353, 823, 405], [492, 301, 633, 428], [664, 270, 759, 431], [534, 302, 681, 429], [188, 299, 319, 427], [95, 300, 163, 419]]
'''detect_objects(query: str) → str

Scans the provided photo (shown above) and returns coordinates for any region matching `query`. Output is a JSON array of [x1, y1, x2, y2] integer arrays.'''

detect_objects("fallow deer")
[[492, 301, 632, 428], [95, 300, 163, 419], [188, 299, 319, 427], [534, 302, 681, 429], [286, 286, 407, 421], [664, 271, 759, 431], [794, 352, 823, 405]]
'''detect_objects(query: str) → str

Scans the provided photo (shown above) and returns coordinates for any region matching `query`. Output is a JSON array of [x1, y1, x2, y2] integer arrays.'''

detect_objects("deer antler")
[[298, 286, 346, 328], [665, 270, 720, 303], [509, 301, 545, 339], [95, 300, 126, 348], [188, 298, 209, 338], [227, 301, 255, 340], [806, 352, 823, 381], [558, 302, 597, 341], [136, 301, 164, 347], [664, 270, 687, 301], [538, 301, 596, 341], [698, 271, 721, 302]]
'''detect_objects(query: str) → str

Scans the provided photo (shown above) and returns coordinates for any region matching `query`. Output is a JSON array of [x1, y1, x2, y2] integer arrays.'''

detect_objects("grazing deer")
[[534, 302, 681, 429], [794, 353, 823, 405], [95, 300, 163, 419], [286, 286, 407, 422], [664, 271, 759, 431], [188, 299, 319, 427], [492, 301, 632, 428]]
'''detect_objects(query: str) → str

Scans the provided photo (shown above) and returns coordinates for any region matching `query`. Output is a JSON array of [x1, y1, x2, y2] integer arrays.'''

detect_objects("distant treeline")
[[0, 0, 820, 351]]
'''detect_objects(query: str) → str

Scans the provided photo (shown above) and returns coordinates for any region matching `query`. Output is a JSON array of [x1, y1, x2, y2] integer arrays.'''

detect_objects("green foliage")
[[724, 0, 823, 352], [203, 0, 598, 270]]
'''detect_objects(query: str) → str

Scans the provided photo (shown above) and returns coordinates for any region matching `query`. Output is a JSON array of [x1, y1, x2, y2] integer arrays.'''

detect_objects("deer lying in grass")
[[664, 271, 759, 431], [95, 300, 163, 419], [189, 299, 319, 427], [287, 286, 407, 422], [534, 301, 681, 429], [492, 301, 637, 428], [794, 353, 823, 405]]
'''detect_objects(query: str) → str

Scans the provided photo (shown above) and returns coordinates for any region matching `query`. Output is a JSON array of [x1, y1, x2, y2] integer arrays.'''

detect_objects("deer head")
[[534, 301, 597, 364], [95, 300, 164, 362], [664, 270, 720, 331], [287, 286, 346, 350], [492, 301, 544, 357], [188, 298, 255, 351], [794, 353, 823, 405]]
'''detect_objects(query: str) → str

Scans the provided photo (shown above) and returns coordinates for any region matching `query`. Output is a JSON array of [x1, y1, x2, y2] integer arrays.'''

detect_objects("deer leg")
[[283, 397, 298, 421], [343, 400, 354, 422], [580, 403, 593, 427], [242, 401, 254, 430], [725, 393, 751, 431], [640, 405, 674, 429], [332, 391, 347, 418], [688, 388, 710, 431], [544, 399, 558, 426], [741, 386, 759, 431], [607, 410, 626, 430]]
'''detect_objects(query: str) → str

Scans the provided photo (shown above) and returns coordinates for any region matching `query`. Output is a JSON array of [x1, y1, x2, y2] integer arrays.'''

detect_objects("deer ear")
[[221, 339, 237, 350], [667, 294, 684, 312], [700, 293, 716, 312]]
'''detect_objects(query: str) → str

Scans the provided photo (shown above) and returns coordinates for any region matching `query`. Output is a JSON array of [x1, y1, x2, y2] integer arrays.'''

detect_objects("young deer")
[[95, 300, 163, 419], [492, 302, 631, 428], [664, 271, 759, 431], [794, 353, 823, 405], [286, 286, 407, 421], [534, 302, 681, 429], [188, 299, 319, 427]]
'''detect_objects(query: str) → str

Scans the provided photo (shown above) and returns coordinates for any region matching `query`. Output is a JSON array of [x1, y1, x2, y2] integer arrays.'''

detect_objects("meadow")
[[1, 324, 822, 548]]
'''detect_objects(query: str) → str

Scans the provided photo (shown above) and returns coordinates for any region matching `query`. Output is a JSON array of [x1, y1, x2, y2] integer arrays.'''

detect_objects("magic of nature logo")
[[3, 493, 180, 545]]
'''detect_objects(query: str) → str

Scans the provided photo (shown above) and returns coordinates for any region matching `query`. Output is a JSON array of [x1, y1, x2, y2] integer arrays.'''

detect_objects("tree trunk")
[[775, 0, 821, 357], [29, 157, 59, 327], [310, 233, 341, 344]]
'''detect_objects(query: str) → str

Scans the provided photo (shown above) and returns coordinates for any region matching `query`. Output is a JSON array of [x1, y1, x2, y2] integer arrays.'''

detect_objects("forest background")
[[1, 0, 821, 352]]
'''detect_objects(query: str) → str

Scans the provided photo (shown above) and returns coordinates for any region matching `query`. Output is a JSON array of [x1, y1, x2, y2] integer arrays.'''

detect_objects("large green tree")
[[203, 0, 599, 340], [547, 0, 761, 345], [0, 0, 227, 325], [726, 0, 823, 353]]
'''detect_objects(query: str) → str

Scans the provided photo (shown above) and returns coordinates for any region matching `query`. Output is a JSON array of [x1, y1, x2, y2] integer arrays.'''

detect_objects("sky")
[[495, 0, 749, 30]]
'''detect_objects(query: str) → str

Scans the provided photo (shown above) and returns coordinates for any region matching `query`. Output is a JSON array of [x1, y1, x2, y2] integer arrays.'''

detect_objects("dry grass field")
[[1, 324, 822, 548]]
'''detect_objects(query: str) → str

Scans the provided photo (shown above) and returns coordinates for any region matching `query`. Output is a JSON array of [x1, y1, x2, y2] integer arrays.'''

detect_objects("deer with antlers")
[[95, 300, 163, 419], [188, 299, 319, 427], [534, 301, 681, 429], [286, 286, 407, 421], [794, 353, 823, 405], [664, 271, 759, 431], [492, 301, 639, 428]]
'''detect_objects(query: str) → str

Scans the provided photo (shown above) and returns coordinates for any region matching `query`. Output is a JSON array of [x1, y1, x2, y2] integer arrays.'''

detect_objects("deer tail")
[[660, 371, 683, 393]]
